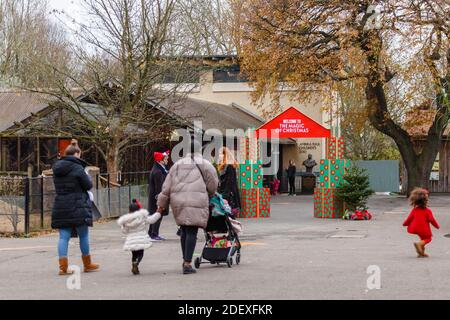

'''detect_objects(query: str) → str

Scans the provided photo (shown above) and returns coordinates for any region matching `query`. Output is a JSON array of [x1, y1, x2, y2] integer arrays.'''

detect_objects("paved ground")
[[1, 194, 450, 300]]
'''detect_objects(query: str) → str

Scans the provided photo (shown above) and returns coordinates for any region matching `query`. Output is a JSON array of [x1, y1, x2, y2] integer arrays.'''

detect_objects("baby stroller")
[[194, 194, 242, 269]]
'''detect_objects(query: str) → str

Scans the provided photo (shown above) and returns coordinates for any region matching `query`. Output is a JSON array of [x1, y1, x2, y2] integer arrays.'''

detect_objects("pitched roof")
[[404, 108, 450, 137], [255, 106, 330, 138], [0, 90, 267, 136], [158, 96, 265, 133], [0, 91, 48, 132]]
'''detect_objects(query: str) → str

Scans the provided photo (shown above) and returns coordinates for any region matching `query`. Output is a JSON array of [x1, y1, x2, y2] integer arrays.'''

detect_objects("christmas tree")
[[336, 166, 374, 212]]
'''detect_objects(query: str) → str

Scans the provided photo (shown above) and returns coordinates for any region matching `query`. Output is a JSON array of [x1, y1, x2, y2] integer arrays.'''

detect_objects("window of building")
[[39, 138, 59, 171], [213, 65, 248, 83], [5, 137, 19, 172], [18, 138, 36, 172], [161, 66, 201, 84]]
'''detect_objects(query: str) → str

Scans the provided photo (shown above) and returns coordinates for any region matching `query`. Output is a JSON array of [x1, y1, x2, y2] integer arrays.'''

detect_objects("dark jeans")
[[180, 226, 198, 263], [132, 250, 144, 264], [288, 177, 296, 195], [149, 215, 163, 237]]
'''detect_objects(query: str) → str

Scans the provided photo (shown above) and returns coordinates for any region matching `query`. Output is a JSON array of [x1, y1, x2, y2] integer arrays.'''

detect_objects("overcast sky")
[[48, 0, 82, 13], [47, 0, 84, 26]]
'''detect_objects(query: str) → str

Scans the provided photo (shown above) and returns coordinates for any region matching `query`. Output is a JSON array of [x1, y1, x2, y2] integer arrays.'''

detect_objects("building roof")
[[158, 96, 265, 133], [405, 108, 450, 138], [1, 90, 295, 143], [0, 91, 48, 132]]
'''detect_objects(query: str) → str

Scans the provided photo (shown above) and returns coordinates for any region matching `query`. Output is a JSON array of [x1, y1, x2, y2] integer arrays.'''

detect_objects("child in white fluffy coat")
[[117, 199, 161, 275]]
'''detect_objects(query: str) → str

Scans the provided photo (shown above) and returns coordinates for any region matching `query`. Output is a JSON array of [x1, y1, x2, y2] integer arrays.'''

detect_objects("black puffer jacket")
[[51, 156, 93, 229]]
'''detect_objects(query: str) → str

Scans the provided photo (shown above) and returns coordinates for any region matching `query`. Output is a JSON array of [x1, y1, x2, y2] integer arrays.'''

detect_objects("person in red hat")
[[148, 150, 170, 241]]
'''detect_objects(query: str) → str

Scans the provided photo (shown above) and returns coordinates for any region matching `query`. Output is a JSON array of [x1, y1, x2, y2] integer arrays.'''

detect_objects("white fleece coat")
[[117, 209, 161, 251]]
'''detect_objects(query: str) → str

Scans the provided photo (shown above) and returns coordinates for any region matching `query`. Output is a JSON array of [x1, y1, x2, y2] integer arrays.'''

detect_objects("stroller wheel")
[[226, 256, 233, 268], [235, 253, 241, 265], [194, 257, 201, 269]]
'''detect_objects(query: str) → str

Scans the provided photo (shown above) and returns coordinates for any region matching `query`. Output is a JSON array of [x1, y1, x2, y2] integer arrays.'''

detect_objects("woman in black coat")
[[217, 147, 241, 217], [147, 150, 169, 241], [52, 140, 99, 275]]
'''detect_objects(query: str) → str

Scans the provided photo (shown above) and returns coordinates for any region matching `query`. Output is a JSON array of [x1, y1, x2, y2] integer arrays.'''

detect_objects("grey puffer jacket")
[[157, 154, 218, 228]]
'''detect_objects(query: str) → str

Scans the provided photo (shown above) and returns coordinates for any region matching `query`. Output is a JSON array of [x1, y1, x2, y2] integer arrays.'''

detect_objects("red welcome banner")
[[255, 107, 331, 139]]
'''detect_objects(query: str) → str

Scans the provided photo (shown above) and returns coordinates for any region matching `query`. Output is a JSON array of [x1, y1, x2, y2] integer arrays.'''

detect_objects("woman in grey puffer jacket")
[[157, 140, 218, 274]]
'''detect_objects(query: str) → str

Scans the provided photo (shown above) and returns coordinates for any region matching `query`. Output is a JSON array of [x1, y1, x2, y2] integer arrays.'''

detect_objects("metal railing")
[[0, 171, 151, 234]]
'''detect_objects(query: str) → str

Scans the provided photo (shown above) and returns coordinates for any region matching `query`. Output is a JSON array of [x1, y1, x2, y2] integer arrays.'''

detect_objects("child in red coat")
[[403, 188, 440, 258]]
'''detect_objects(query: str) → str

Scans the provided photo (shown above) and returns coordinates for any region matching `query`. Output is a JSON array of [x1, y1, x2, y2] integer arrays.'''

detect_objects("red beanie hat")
[[154, 150, 170, 162]]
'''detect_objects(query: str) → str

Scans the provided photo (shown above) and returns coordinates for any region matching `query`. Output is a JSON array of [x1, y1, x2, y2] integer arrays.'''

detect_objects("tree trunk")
[[106, 144, 120, 184], [404, 156, 434, 196]]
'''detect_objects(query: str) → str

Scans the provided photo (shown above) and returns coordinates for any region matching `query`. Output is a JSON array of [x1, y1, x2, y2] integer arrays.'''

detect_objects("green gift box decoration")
[[318, 159, 351, 189], [239, 161, 263, 189]]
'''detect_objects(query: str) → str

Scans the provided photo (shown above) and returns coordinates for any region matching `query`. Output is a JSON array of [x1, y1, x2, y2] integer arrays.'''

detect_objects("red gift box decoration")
[[239, 188, 270, 218], [326, 137, 345, 159], [313, 187, 344, 219]]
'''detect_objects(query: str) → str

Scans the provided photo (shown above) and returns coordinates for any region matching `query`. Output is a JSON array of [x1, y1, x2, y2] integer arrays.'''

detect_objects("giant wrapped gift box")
[[326, 137, 345, 159], [314, 188, 344, 219], [238, 129, 260, 163], [239, 161, 263, 189], [239, 188, 270, 218], [318, 159, 351, 189]]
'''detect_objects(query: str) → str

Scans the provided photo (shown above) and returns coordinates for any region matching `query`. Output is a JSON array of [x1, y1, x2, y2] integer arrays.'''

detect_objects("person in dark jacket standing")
[[217, 147, 241, 217], [286, 160, 297, 196], [148, 150, 169, 241], [52, 139, 99, 275]]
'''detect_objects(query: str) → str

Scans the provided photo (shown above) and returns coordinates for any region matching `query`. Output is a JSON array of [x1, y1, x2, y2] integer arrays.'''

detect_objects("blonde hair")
[[218, 147, 238, 171], [409, 187, 429, 209], [64, 139, 81, 156]]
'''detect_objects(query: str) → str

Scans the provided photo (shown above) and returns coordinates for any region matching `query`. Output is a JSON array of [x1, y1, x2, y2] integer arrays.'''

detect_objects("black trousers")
[[149, 215, 163, 237], [288, 177, 296, 195], [132, 250, 144, 264], [180, 226, 198, 263]]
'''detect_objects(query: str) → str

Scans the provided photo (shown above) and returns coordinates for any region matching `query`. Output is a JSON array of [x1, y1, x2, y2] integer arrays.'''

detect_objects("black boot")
[[183, 264, 197, 274]]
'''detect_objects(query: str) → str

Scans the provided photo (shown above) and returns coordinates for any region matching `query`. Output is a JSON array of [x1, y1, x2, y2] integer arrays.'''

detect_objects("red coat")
[[403, 207, 440, 237]]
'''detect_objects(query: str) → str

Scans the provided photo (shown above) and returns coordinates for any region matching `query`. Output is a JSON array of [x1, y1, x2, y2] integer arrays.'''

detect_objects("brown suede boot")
[[415, 241, 428, 258], [131, 262, 140, 275], [414, 242, 422, 257], [421, 243, 429, 258], [59, 257, 74, 275], [82, 255, 100, 272]]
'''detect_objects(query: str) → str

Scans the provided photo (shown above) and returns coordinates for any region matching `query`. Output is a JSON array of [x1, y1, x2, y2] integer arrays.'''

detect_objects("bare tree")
[[0, 0, 70, 87], [0, 177, 24, 234], [175, 0, 236, 56], [15, 0, 202, 179]]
